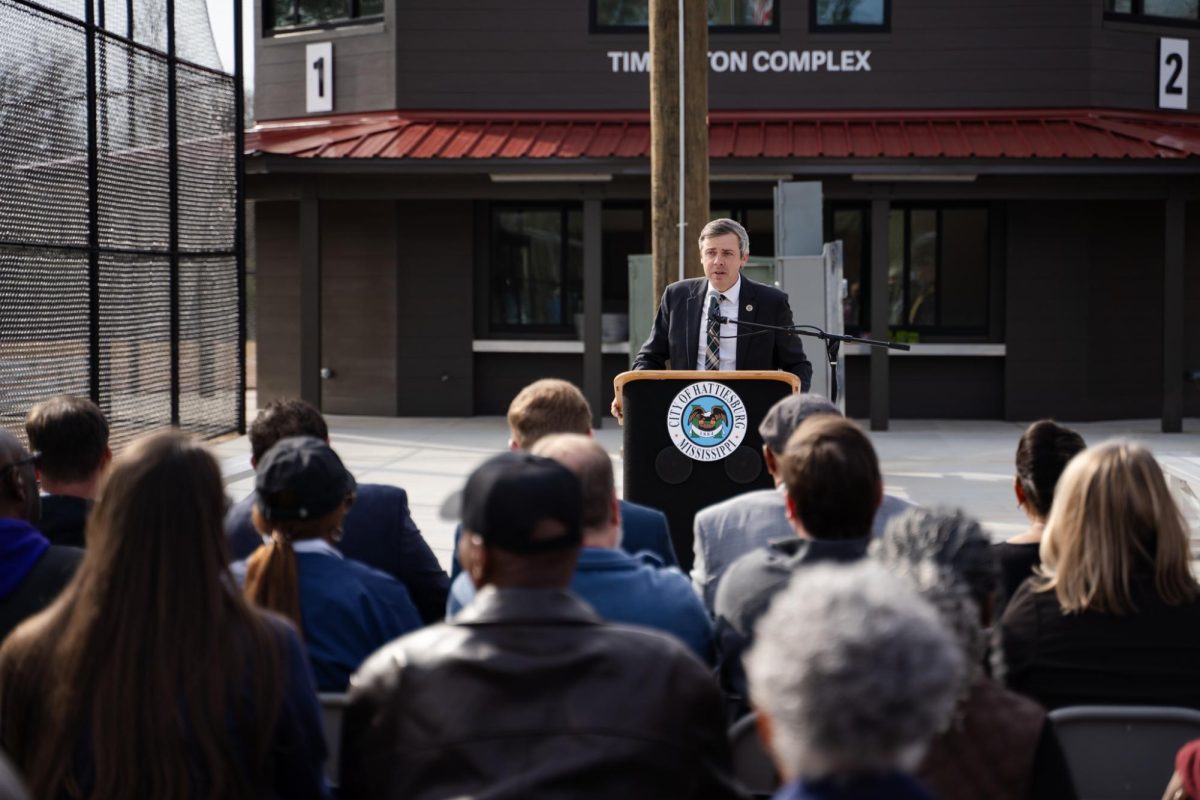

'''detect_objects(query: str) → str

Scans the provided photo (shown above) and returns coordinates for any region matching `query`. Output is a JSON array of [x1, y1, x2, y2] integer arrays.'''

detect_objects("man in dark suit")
[[617, 218, 811, 422]]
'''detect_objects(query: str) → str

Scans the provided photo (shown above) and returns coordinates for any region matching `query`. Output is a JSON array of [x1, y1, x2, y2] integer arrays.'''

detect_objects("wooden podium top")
[[614, 370, 800, 400]]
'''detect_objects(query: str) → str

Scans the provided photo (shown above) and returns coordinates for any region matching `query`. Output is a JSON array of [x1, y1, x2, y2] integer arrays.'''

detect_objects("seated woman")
[[997, 440, 1200, 710], [242, 436, 421, 691], [0, 432, 329, 799], [993, 420, 1085, 613]]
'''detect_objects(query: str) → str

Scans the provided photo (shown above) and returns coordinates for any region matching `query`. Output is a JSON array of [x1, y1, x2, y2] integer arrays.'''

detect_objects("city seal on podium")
[[666, 381, 749, 462]]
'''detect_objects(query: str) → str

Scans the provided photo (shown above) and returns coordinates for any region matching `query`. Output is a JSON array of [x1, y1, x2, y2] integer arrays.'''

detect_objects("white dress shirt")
[[695, 277, 741, 371]]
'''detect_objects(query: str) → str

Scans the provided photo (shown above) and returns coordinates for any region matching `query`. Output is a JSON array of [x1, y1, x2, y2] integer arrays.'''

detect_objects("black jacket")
[[0, 546, 82, 644], [341, 587, 744, 800], [633, 276, 813, 390]]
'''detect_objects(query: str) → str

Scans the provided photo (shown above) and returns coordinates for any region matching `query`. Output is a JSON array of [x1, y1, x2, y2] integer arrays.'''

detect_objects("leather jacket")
[[341, 586, 745, 799]]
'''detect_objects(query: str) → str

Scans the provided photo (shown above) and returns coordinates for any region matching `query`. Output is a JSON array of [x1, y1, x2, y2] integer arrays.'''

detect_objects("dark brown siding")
[[256, 0, 1200, 121], [1185, 201, 1200, 418], [320, 201, 399, 415], [254, 201, 303, 404], [395, 201, 475, 415], [1005, 200, 1164, 421]]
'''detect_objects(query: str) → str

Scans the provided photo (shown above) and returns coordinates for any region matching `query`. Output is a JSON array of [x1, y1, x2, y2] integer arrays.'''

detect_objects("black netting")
[[0, 0, 242, 448]]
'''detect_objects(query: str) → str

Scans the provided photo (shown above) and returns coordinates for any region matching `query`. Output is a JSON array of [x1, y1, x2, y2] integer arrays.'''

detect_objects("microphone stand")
[[713, 312, 910, 404]]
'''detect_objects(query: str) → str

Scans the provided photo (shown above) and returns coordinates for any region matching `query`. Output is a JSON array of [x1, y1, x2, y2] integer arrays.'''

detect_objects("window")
[[266, 0, 383, 32], [709, 204, 775, 256], [811, 0, 890, 31], [828, 204, 990, 337], [1105, 0, 1199, 24], [593, 0, 777, 31], [488, 205, 582, 335]]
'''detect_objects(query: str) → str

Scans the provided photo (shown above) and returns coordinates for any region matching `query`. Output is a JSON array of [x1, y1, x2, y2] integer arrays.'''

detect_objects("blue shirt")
[[448, 547, 713, 662], [235, 543, 422, 692], [225, 484, 449, 624]]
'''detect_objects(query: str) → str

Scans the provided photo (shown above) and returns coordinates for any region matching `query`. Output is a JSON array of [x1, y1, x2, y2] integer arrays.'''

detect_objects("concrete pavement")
[[211, 415, 1200, 572]]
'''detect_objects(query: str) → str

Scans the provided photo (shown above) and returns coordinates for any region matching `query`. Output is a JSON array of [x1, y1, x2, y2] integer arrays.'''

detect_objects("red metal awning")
[[246, 109, 1200, 161]]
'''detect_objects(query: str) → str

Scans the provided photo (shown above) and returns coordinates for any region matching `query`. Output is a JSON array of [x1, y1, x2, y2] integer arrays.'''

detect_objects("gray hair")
[[757, 392, 841, 454], [746, 562, 964, 779], [698, 218, 750, 256], [871, 507, 999, 616]]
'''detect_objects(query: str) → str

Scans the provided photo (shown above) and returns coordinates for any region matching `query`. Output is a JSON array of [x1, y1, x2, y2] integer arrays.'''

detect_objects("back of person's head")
[[530, 434, 616, 533], [24, 395, 109, 484], [0, 431, 283, 799], [506, 379, 591, 450], [244, 436, 356, 630], [248, 398, 328, 465], [458, 451, 583, 590], [1015, 420, 1086, 519], [779, 415, 881, 540], [0, 431, 39, 523], [872, 508, 999, 622], [1039, 439, 1197, 614], [746, 561, 963, 781], [758, 393, 841, 456]]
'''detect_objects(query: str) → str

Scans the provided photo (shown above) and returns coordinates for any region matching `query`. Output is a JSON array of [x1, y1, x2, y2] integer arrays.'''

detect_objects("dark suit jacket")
[[633, 276, 813, 390], [448, 498, 677, 580], [225, 484, 449, 625]]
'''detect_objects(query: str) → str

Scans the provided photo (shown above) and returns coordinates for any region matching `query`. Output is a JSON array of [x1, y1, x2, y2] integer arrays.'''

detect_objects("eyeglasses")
[[0, 451, 40, 476]]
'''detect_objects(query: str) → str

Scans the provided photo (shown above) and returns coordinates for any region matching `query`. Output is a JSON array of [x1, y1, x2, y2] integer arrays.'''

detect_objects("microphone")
[[707, 293, 727, 325]]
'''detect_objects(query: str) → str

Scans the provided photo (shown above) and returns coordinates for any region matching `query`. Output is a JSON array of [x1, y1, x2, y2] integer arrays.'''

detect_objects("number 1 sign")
[[1160, 38, 1188, 111], [306, 42, 334, 114]]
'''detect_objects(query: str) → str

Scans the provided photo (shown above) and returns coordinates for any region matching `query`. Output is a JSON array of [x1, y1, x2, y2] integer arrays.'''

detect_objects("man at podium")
[[632, 218, 812, 388]]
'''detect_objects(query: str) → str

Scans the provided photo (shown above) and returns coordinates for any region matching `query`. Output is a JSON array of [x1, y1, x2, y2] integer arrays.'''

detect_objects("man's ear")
[[762, 446, 778, 479], [100, 446, 113, 468], [508, 438, 520, 452], [1014, 477, 1026, 507], [784, 492, 799, 524]]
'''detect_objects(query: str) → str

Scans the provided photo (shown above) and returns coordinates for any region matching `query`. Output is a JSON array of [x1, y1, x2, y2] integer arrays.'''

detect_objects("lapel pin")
[[745, 304, 753, 312]]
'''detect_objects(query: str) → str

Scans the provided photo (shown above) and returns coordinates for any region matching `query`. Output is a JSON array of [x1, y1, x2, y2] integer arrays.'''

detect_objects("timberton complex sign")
[[607, 49, 872, 73]]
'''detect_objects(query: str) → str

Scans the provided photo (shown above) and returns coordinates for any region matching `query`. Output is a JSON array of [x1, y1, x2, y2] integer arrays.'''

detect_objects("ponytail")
[[244, 529, 303, 634]]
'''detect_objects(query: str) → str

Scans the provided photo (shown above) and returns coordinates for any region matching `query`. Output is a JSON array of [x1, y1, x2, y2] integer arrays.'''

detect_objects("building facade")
[[246, 0, 1200, 427]]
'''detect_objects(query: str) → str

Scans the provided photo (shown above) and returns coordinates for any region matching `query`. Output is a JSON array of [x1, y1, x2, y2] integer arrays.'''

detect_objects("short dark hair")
[[25, 395, 109, 482], [1015, 420, 1086, 518], [780, 416, 880, 540], [248, 399, 328, 465]]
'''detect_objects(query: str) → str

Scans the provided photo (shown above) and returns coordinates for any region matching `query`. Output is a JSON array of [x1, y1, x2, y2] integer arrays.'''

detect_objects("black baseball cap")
[[461, 452, 582, 553], [255, 436, 356, 522], [758, 393, 841, 454]]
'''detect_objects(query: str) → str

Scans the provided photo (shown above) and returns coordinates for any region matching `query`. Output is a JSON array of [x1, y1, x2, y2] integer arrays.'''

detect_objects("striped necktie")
[[705, 293, 724, 370]]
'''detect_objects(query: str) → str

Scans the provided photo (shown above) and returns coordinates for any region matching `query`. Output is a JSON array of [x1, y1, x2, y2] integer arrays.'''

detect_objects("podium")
[[614, 370, 800, 572]]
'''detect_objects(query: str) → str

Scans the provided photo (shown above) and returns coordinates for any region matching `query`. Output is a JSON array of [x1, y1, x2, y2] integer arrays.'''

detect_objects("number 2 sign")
[[1160, 38, 1188, 111], [306, 42, 333, 114]]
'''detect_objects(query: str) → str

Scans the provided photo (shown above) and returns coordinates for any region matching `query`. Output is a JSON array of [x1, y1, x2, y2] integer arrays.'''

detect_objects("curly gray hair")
[[745, 561, 964, 780]]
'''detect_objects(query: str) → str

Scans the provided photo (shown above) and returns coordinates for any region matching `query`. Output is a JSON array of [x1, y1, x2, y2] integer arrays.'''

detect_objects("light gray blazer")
[[691, 486, 914, 611]]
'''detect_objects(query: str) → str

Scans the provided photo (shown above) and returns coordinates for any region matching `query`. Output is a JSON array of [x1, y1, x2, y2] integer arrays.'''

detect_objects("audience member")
[[1166, 740, 1200, 800], [0, 430, 81, 643], [446, 434, 713, 661], [240, 436, 421, 691], [993, 420, 1085, 611], [449, 378, 676, 577], [341, 452, 741, 799], [225, 398, 448, 623], [745, 561, 963, 800], [714, 415, 880, 703], [0, 431, 328, 799], [692, 392, 910, 610], [24, 395, 110, 548], [872, 508, 1076, 800], [997, 440, 1200, 709]]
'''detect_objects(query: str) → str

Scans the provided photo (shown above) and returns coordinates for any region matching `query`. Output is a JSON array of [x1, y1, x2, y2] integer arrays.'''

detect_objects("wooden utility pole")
[[649, 0, 709, 305]]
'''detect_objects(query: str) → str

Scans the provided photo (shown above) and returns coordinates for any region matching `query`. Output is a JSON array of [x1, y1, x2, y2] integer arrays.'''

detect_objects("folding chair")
[[1049, 704, 1200, 799], [318, 692, 350, 788], [728, 711, 780, 799]]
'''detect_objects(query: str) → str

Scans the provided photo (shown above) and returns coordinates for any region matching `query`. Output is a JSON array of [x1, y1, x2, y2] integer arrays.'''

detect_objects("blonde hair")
[[1037, 440, 1197, 614], [506, 379, 591, 449]]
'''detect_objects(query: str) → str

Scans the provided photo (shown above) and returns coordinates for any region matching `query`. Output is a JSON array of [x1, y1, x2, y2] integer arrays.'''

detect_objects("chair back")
[[318, 692, 349, 787], [1049, 705, 1200, 799], [728, 711, 780, 799]]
